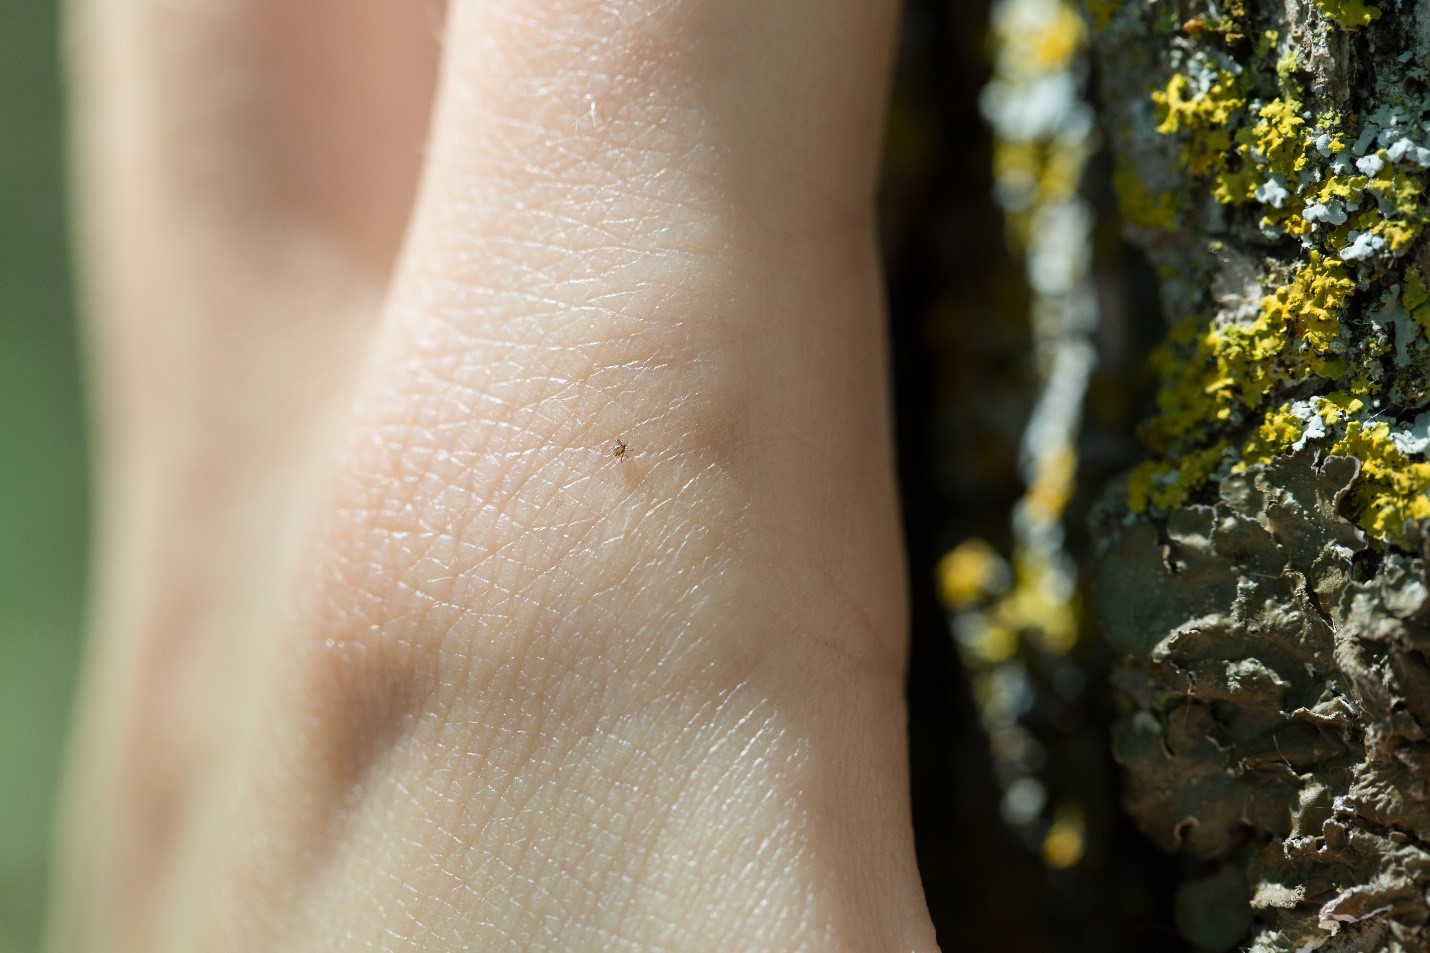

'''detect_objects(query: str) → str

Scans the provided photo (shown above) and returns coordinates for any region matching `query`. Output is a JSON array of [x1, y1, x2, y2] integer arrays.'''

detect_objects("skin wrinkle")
[[692, 734, 820, 944], [532, 749, 655, 927], [282, 661, 429, 885], [268, 292, 900, 945], [244, 250, 892, 944], [584, 762, 672, 936], [318, 374, 749, 663], [403, 294, 736, 443], [417, 9, 739, 286], [283, 538, 829, 944], [538, 700, 804, 945], [415, 243, 737, 341], [452, 6, 707, 157], [258, 606, 444, 936], [429, 96, 724, 245], [434, 486, 712, 665], [90, 262, 386, 952]]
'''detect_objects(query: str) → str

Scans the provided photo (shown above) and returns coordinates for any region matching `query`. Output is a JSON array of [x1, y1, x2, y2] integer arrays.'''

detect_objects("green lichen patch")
[[1311, 0, 1382, 29], [1097, 453, 1430, 952]]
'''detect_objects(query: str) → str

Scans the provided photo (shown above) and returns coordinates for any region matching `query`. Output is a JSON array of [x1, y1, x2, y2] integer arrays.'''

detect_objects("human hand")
[[54, 0, 938, 949]]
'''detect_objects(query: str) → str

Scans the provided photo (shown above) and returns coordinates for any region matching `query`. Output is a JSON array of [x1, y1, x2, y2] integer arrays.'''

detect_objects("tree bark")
[[1087, 1, 1430, 950]]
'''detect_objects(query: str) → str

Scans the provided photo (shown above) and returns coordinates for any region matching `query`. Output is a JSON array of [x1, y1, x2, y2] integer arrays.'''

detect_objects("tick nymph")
[[613, 438, 628, 459]]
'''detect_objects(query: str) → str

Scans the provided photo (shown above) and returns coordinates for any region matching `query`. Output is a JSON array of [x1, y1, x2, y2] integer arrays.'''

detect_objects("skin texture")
[[54, 0, 940, 950]]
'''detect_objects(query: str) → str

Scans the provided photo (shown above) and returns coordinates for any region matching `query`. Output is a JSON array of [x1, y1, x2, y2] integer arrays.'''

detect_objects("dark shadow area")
[[883, 2, 1190, 949]]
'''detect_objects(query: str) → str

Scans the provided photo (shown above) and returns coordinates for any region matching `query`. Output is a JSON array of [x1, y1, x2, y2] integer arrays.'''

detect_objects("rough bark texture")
[[1088, 1, 1430, 950]]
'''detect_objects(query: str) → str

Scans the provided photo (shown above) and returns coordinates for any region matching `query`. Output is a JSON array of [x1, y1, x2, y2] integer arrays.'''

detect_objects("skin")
[[54, 0, 940, 949]]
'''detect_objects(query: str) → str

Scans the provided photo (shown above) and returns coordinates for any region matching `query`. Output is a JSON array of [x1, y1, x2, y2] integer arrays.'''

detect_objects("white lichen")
[[1340, 231, 1387, 261]]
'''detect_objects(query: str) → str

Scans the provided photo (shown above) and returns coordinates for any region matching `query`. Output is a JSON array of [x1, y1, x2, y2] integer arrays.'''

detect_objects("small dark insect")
[[613, 438, 628, 459]]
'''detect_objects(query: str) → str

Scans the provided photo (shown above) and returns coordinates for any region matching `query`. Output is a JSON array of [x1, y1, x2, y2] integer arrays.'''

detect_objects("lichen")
[[1311, 0, 1382, 29], [940, 0, 1102, 865], [1332, 420, 1430, 545], [1095, 453, 1430, 952], [1152, 70, 1247, 181], [1088, 1, 1430, 947], [1112, 159, 1179, 231], [1102, 2, 1430, 546], [1084, 0, 1119, 31]]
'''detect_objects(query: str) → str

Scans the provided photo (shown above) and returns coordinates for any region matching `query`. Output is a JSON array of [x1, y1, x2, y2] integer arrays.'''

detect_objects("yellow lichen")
[[1406, 267, 1430, 336], [1311, 0, 1381, 29], [1220, 396, 1430, 543], [1240, 403, 1306, 467], [1042, 143, 1091, 205], [1124, 0, 1430, 548], [1283, 169, 1367, 236], [1211, 153, 1261, 206], [1318, 391, 1365, 425], [1024, 446, 1077, 524], [1131, 251, 1364, 510], [941, 548, 1081, 658], [1004, 551, 1080, 654], [1332, 421, 1430, 545], [1154, 81, 1318, 216], [1127, 442, 1229, 512], [994, 141, 1043, 201], [1253, 98, 1309, 179], [937, 539, 1007, 609], [1085, 0, 1120, 31], [1028, 2, 1087, 72], [1143, 255, 1352, 455], [1113, 161, 1179, 230], [1276, 48, 1300, 81], [1260, 253, 1355, 358], [965, 622, 1021, 666], [1362, 170, 1427, 252], [1042, 805, 1087, 869], [1212, 98, 1312, 213], [1153, 72, 1246, 179], [1125, 462, 1156, 512]]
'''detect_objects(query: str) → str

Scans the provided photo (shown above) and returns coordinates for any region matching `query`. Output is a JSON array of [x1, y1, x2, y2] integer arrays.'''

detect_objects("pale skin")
[[53, 0, 940, 949]]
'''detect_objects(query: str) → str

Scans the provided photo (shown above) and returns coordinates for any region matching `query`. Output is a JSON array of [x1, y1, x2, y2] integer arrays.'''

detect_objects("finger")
[[55, 0, 439, 945]]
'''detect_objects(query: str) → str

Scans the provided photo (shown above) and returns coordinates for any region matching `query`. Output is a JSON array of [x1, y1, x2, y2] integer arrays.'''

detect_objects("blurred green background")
[[1, 0, 89, 950]]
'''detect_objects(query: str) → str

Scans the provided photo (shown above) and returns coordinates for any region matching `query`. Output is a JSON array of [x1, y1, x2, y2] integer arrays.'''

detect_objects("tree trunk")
[[1087, 1, 1430, 950]]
